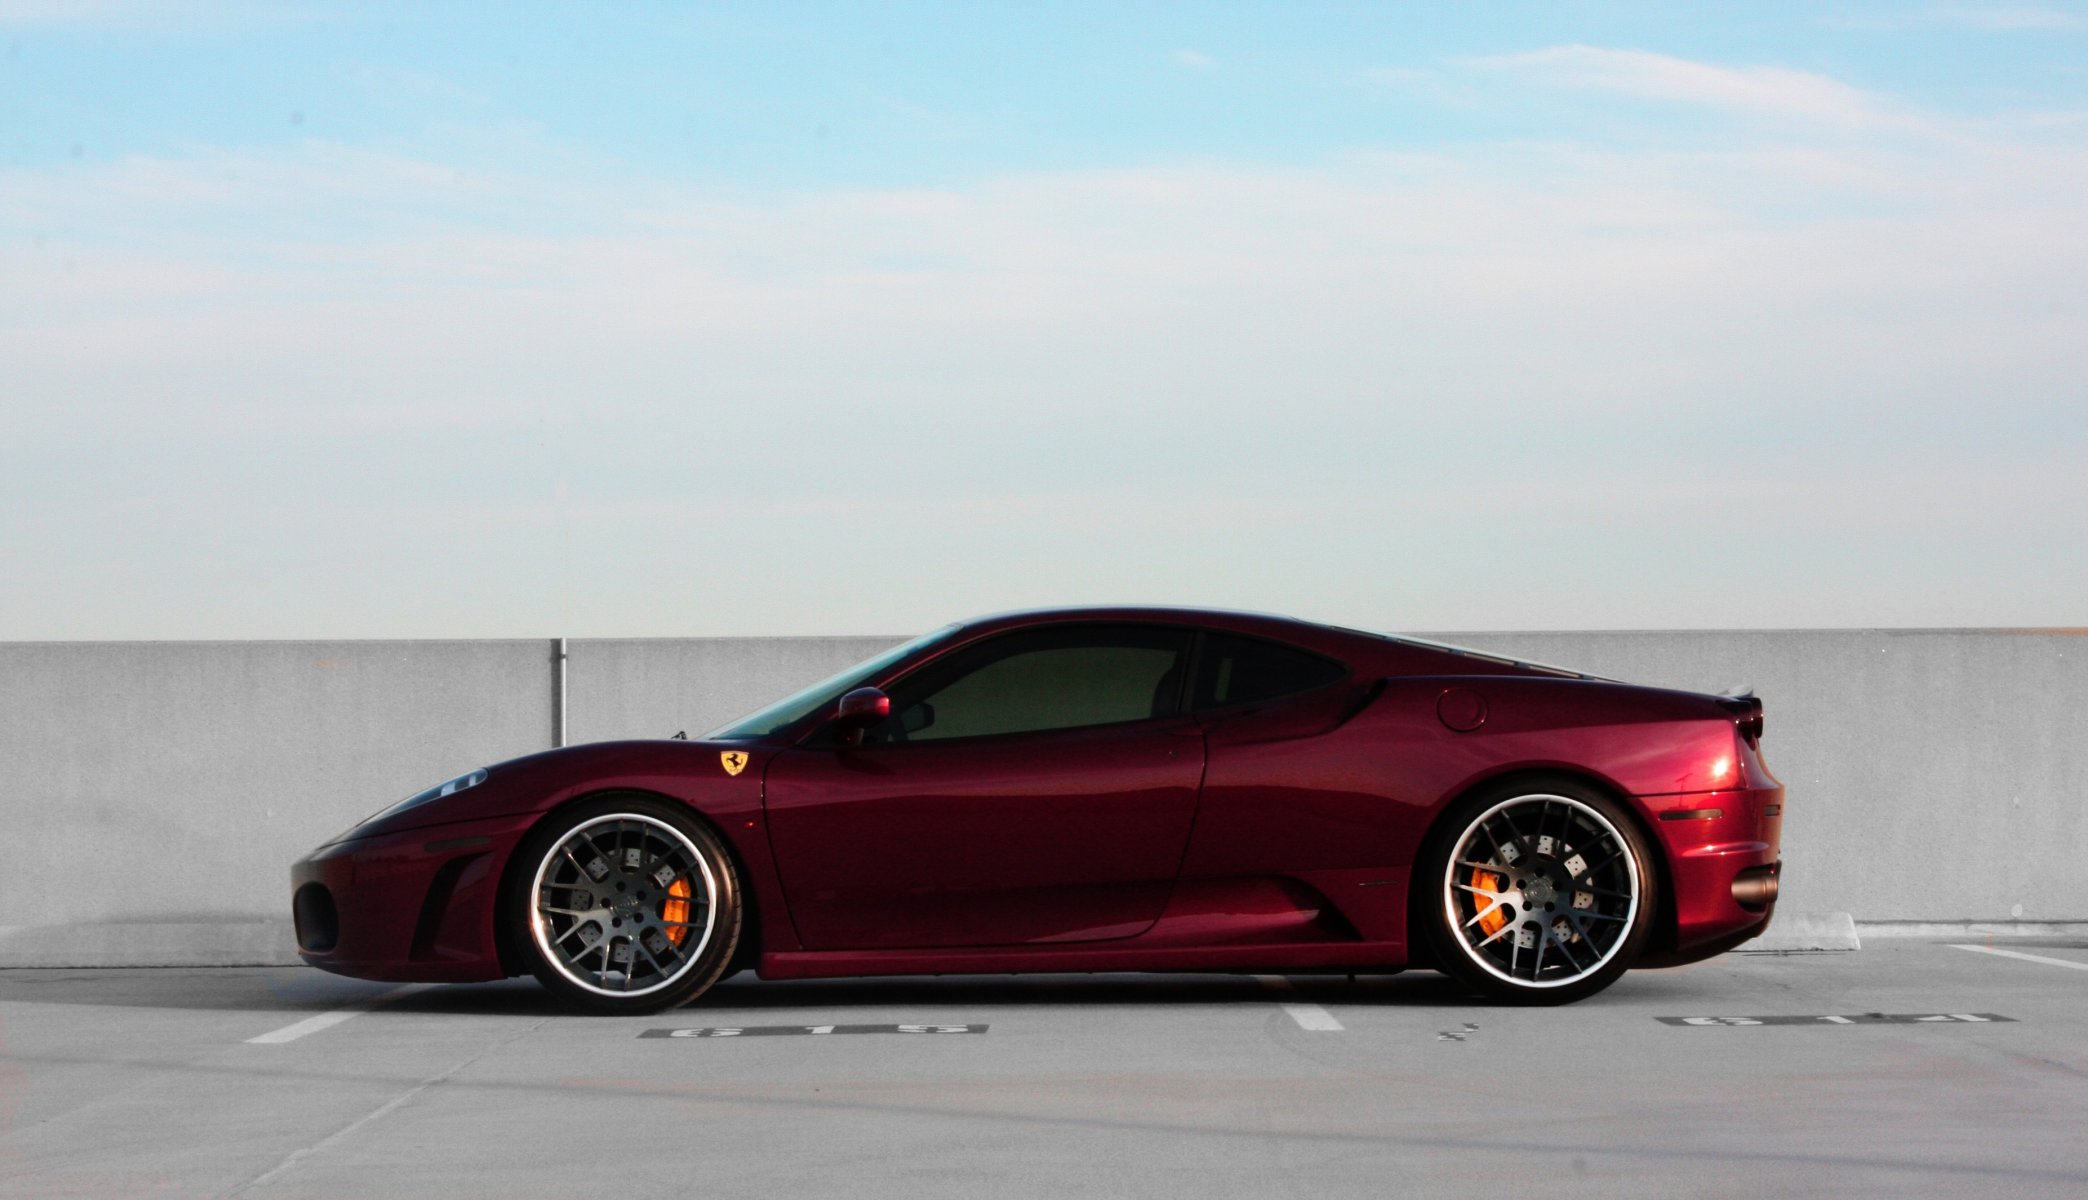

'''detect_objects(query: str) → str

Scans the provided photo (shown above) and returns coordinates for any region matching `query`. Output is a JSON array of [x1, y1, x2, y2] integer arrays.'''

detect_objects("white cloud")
[[1463, 44, 1933, 133], [1171, 48, 1216, 69], [3, 51, 2086, 636]]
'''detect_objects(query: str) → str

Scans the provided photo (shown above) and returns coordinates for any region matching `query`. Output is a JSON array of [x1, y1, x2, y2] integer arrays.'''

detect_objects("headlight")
[[362, 767, 488, 826]]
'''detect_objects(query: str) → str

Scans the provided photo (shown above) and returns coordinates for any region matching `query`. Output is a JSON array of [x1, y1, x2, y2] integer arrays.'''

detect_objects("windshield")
[[703, 625, 962, 740]]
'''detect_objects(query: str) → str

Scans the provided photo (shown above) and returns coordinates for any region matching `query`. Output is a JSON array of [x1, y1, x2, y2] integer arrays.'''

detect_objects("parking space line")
[[1949, 944, 2088, 973], [1255, 975, 1344, 1031], [244, 985, 429, 1044]]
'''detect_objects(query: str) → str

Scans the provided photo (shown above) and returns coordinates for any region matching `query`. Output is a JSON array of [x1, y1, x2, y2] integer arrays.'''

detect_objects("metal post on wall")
[[553, 636, 568, 748]]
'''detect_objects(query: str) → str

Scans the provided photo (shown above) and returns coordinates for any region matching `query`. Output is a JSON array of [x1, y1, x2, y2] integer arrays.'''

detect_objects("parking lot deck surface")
[[2, 939, 2085, 1198]]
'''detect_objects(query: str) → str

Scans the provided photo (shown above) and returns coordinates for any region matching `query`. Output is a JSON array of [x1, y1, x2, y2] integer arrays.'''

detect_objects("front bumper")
[[291, 813, 535, 983]]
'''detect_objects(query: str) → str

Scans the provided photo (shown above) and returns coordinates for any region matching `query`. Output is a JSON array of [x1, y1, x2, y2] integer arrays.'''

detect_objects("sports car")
[[291, 607, 1783, 1013]]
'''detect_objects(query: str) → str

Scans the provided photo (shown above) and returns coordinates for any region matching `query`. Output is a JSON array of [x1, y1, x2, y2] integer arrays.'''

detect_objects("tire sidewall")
[[1418, 776, 1658, 1005], [505, 793, 742, 1015]]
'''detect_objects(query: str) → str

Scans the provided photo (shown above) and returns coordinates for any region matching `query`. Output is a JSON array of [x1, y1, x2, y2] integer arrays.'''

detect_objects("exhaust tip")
[[1732, 865, 1780, 912]]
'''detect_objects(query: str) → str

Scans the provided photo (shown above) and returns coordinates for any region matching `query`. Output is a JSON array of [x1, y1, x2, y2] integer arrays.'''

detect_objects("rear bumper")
[[1640, 785, 1784, 960], [291, 814, 535, 983]]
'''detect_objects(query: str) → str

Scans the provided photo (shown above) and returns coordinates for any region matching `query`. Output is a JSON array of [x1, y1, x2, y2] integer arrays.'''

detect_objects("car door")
[[763, 623, 1205, 950], [1172, 631, 1391, 879]]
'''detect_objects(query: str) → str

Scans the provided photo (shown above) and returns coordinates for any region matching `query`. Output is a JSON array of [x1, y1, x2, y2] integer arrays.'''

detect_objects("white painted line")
[[1254, 975, 1345, 1032], [1281, 1004, 1345, 1032], [1949, 944, 2088, 973], [245, 985, 427, 1044]]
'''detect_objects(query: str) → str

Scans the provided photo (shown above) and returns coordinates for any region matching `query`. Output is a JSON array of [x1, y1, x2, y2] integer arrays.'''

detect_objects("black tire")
[[504, 793, 742, 1015], [1417, 776, 1657, 1005]]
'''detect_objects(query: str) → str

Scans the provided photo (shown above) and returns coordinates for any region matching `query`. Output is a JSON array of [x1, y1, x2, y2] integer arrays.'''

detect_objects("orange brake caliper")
[[1472, 869, 1507, 936], [663, 877, 693, 946]]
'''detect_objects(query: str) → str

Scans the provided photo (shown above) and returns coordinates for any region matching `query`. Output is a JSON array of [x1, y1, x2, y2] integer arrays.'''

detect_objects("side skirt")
[[756, 940, 1409, 981]]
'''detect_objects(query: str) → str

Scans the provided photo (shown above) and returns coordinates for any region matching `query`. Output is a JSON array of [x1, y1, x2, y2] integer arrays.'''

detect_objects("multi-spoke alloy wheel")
[[508, 796, 740, 1014], [1422, 780, 1656, 1004]]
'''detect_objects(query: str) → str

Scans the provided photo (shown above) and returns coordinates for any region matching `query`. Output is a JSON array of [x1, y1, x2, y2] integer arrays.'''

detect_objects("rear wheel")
[[507, 795, 741, 1015], [1420, 778, 1656, 1005]]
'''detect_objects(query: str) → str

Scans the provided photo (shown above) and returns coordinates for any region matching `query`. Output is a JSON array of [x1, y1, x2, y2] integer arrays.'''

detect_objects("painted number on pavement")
[[640, 1023, 987, 1039], [1657, 1013, 2012, 1027]]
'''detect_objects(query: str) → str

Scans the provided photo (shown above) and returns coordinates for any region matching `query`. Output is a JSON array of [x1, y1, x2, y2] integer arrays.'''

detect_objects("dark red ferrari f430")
[[292, 608, 1783, 1013]]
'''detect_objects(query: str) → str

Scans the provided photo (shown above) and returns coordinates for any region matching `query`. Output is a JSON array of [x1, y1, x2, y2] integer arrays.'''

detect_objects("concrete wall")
[[0, 636, 901, 965], [565, 636, 904, 747], [1, 628, 2080, 965]]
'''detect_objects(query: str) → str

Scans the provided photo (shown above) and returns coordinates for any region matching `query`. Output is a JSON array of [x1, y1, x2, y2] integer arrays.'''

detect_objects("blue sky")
[[9, 3, 2087, 186], [4, 2, 2086, 637]]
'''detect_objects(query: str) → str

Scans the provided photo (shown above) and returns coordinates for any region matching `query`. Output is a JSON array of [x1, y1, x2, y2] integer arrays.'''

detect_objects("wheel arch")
[[1402, 767, 1678, 964], [493, 786, 760, 978]]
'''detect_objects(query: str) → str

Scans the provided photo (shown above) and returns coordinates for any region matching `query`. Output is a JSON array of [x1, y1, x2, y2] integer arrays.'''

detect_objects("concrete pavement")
[[2, 940, 2085, 1197]]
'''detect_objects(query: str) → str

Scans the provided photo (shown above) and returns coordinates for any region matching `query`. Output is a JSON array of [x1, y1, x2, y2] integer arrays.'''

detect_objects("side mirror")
[[832, 687, 891, 748], [836, 687, 891, 723]]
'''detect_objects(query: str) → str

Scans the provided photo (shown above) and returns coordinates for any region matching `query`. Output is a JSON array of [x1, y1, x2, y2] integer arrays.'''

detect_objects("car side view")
[[292, 608, 1783, 1013]]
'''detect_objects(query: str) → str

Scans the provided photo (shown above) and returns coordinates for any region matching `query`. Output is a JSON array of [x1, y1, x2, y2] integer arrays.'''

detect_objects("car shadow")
[[406, 970, 1481, 1017], [0, 965, 1483, 1016]]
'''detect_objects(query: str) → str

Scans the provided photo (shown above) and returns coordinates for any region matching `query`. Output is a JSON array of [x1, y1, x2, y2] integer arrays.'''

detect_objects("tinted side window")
[[1191, 633, 1347, 710], [879, 625, 1190, 743]]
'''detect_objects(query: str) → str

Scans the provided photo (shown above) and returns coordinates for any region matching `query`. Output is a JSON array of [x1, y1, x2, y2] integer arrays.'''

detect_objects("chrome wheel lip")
[[528, 812, 719, 999], [1441, 793, 1640, 990]]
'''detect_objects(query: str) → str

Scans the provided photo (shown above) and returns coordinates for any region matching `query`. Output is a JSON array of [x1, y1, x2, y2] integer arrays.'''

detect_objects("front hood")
[[323, 738, 776, 846]]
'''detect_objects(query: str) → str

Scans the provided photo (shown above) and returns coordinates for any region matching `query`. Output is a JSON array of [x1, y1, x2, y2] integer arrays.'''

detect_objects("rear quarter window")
[[1192, 633, 1348, 710]]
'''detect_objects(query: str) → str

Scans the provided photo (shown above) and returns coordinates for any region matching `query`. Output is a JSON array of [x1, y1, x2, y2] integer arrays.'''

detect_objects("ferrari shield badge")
[[720, 750, 749, 777]]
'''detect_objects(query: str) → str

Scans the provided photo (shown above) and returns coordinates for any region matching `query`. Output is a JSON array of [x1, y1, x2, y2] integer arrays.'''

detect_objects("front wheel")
[[1419, 779, 1657, 1005], [506, 795, 742, 1015]]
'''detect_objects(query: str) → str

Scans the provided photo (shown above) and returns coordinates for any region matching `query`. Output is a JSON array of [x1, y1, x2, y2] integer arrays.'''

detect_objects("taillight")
[[1717, 696, 1763, 746]]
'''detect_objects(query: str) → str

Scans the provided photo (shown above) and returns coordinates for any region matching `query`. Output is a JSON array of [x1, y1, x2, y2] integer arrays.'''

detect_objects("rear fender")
[[1402, 768, 1680, 958]]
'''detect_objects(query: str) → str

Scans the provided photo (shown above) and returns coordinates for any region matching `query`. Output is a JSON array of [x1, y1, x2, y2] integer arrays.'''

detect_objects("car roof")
[[949, 606, 1603, 680], [953, 604, 1347, 641]]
